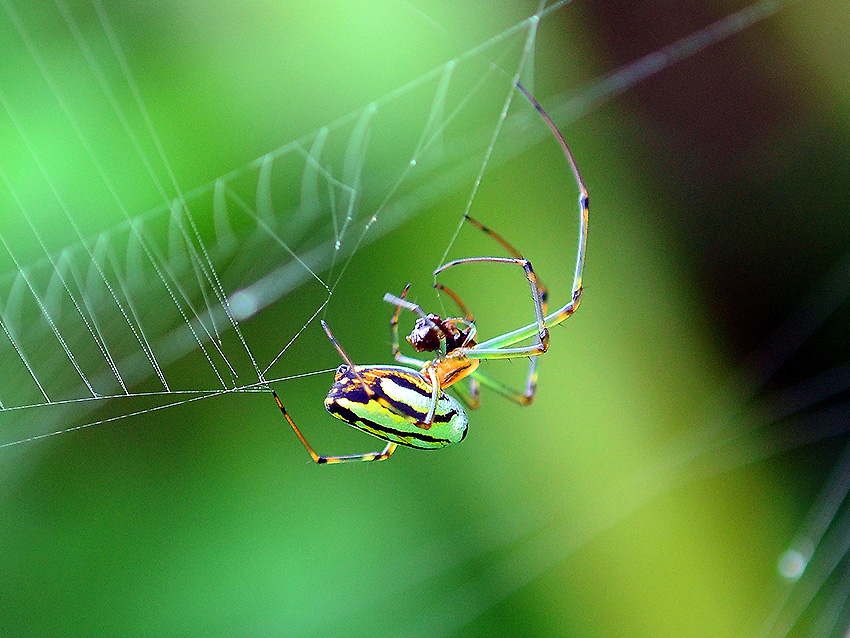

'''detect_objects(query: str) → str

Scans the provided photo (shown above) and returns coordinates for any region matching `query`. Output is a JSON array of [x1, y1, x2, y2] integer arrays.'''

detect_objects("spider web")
[[0, 0, 793, 447], [3, 0, 850, 635], [0, 0, 556, 449]]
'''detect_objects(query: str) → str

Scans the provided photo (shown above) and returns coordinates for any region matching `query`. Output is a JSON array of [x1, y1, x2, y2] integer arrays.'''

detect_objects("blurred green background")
[[2, 0, 850, 636]]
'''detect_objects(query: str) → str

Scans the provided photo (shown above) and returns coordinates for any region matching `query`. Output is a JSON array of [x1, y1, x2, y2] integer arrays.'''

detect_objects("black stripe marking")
[[375, 371, 430, 394], [329, 368, 458, 425], [375, 376, 458, 424], [326, 403, 451, 448]]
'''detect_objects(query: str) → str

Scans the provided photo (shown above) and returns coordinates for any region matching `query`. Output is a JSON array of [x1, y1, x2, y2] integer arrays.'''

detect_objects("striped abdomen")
[[324, 365, 468, 450]]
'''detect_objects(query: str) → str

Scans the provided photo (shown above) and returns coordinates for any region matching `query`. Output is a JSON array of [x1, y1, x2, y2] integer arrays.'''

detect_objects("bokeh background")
[[2, 0, 850, 636]]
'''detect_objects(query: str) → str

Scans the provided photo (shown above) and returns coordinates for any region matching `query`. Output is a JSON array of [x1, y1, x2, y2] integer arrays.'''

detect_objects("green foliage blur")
[[2, 1, 849, 636]]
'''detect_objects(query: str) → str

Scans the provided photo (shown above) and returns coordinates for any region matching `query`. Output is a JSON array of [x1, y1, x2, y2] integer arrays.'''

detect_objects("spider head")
[[406, 314, 476, 354]]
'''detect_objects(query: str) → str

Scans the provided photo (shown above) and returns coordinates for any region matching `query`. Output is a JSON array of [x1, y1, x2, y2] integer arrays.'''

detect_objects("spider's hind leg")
[[273, 391, 397, 464]]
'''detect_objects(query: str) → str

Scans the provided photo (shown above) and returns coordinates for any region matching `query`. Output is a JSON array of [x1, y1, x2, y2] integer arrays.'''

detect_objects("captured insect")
[[273, 82, 589, 464]]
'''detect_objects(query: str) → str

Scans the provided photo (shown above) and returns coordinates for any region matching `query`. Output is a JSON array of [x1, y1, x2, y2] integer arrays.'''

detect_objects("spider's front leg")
[[433, 213, 560, 404], [435, 255, 548, 348], [433, 249, 549, 406]]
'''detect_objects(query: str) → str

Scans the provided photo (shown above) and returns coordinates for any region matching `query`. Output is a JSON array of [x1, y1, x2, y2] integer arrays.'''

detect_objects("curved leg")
[[435, 256, 547, 346], [433, 281, 476, 323], [515, 82, 589, 321], [460, 215, 550, 305], [435, 276, 542, 406], [436, 224, 548, 402], [471, 367, 537, 405], [467, 284, 581, 354], [273, 391, 397, 464], [449, 375, 480, 410], [432, 283, 478, 349], [442, 82, 589, 352], [387, 284, 431, 367], [449, 367, 538, 407], [435, 245, 549, 398], [460, 215, 549, 397]]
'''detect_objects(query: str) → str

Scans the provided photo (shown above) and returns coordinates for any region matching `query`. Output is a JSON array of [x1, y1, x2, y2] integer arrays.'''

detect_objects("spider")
[[273, 82, 589, 464]]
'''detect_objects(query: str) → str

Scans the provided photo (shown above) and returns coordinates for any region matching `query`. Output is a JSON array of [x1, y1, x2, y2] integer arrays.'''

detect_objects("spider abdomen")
[[324, 365, 468, 449]]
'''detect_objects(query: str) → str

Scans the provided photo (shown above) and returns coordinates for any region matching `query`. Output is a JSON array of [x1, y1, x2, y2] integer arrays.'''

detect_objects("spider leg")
[[425, 367, 440, 425], [514, 81, 588, 327], [433, 283, 478, 348], [320, 320, 375, 397], [461, 215, 550, 303], [448, 366, 538, 408], [448, 375, 480, 410], [436, 256, 546, 340], [435, 256, 549, 362], [433, 282, 475, 322], [444, 83, 590, 355], [471, 368, 538, 405], [273, 391, 397, 464], [456, 213, 550, 339], [437, 255, 545, 404], [387, 284, 431, 367], [448, 83, 588, 390]]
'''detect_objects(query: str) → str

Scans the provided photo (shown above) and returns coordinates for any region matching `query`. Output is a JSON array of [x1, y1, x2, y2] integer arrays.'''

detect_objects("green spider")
[[273, 83, 589, 464]]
